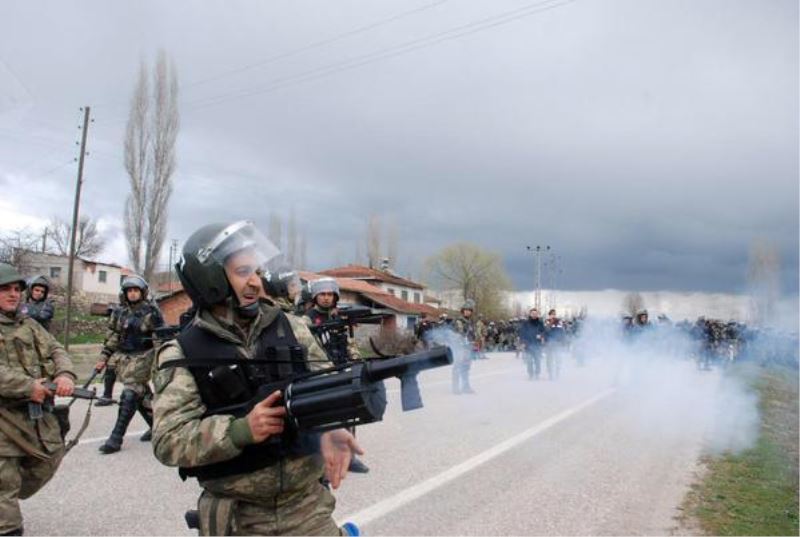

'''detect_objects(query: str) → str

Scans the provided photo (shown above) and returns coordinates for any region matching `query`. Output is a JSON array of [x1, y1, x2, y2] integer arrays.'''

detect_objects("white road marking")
[[386, 366, 519, 394], [341, 387, 617, 528]]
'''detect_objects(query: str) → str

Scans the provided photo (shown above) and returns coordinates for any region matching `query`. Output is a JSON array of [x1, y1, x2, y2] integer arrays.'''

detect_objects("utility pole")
[[64, 106, 91, 351], [168, 239, 178, 292], [526, 245, 550, 312]]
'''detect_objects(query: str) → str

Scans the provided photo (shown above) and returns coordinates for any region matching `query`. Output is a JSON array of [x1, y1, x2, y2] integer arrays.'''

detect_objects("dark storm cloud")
[[0, 0, 796, 295]]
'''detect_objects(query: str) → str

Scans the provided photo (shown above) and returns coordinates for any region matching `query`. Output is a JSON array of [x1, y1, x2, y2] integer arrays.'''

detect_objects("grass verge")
[[682, 364, 799, 535]]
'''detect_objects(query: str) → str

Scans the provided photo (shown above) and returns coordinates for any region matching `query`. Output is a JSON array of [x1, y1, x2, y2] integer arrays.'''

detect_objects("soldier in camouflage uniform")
[[304, 278, 368, 474], [452, 300, 477, 394], [95, 275, 164, 454], [152, 221, 361, 536], [0, 263, 76, 536], [19, 276, 55, 332]]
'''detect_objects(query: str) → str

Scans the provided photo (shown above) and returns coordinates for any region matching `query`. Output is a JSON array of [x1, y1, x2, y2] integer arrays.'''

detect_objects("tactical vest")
[[172, 313, 319, 481], [117, 304, 157, 353], [306, 308, 350, 365]]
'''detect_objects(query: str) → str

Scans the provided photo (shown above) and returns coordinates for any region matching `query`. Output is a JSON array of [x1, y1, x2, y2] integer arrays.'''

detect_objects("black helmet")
[[177, 220, 280, 308], [0, 263, 26, 290], [262, 264, 300, 300], [26, 275, 50, 300]]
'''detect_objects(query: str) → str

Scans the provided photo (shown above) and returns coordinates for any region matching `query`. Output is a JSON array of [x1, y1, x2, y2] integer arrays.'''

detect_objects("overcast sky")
[[0, 0, 797, 296]]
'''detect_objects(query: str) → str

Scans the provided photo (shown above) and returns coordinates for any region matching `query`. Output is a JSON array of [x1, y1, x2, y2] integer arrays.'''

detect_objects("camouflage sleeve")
[[151, 341, 245, 468], [287, 314, 332, 372], [0, 334, 35, 398], [145, 304, 165, 331], [36, 322, 76, 381], [101, 311, 119, 357]]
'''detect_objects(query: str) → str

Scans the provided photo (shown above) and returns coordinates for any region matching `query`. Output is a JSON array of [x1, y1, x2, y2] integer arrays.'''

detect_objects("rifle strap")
[[64, 400, 93, 453], [0, 408, 51, 461]]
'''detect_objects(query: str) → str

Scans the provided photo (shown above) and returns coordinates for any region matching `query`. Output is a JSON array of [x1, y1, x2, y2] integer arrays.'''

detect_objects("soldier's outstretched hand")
[[321, 429, 364, 489], [246, 390, 286, 443]]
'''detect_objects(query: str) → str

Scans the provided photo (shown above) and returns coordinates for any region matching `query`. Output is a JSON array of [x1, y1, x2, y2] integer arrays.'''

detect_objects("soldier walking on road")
[[95, 276, 164, 454], [0, 263, 76, 536]]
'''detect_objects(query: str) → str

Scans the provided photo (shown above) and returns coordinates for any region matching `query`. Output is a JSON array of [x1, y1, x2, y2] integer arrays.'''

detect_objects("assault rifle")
[[308, 304, 390, 365], [162, 346, 453, 434], [29, 384, 97, 420]]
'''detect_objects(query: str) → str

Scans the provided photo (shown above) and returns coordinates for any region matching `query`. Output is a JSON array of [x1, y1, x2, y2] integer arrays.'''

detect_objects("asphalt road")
[[23, 352, 721, 535]]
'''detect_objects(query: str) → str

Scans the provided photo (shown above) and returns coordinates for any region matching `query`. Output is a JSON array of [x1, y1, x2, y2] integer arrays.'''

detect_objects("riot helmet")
[[177, 221, 280, 309], [26, 275, 50, 300], [460, 299, 475, 312], [262, 263, 301, 301], [120, 275, 149, 304], [310, 277, 340, 307]]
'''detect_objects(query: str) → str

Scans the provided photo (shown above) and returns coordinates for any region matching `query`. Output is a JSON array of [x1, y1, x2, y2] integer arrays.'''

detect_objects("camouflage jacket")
[[152, 303, 332, 502], [19, 298, 55, 331], [0, 311, 76, 457], [102, 300, 164, 357], [454, 316, 477, 343]]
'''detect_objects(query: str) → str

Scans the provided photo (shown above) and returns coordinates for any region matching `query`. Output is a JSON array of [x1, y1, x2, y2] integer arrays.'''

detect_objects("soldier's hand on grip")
[[30, 378, 52, 403], [246, 390, 286, 443], [53, 375, 75, 397]]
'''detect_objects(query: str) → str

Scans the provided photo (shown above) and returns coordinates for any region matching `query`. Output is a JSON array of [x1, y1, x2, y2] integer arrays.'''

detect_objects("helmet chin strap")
[[237, 301, 260, 319]]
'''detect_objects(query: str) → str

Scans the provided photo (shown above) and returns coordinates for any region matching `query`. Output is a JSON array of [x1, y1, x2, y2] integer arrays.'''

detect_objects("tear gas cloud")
[[421, 317, 764, 456]]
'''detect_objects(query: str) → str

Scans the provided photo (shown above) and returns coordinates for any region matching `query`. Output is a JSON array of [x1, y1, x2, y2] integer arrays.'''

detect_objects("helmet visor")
[[199, 221, 281, 276]]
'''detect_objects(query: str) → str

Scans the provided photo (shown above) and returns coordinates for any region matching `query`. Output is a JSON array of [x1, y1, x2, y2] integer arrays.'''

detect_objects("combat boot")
[[95, 367, 117, 407], [348, 455, 370, 473], [138, 404, 153, 442], [99, 389, 137, 454]]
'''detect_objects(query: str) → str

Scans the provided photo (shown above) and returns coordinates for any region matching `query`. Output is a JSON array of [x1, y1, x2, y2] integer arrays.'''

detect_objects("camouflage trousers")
[[115, 350, 155, 397], [0, 448, 65, 533], [197, 480, 341, 536]]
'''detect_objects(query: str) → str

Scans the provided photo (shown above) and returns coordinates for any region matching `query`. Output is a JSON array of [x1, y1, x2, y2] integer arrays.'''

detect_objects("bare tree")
[[268, 211, 283, 252], [297, 229, 307, 270], [386, 220, 399, 270], [425, 242, 512, 319], [124, 61, 149, 274], [0, 228, 40, 273], [286, 208, 297, 266], [48, 216, 106, 258], [623, 292, 645, 317], [123, 51, 179, 282], [354, 241, 364, 266], [748, 239, 781, 326], [366, 213, 381, 269]]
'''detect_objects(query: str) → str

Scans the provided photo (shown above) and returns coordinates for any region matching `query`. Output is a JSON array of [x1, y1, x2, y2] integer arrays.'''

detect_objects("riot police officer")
[[20, 275, 55, 331], [95, 276, 164, 454], [151, 221, 360, 536], [304, 277, 369, 473]]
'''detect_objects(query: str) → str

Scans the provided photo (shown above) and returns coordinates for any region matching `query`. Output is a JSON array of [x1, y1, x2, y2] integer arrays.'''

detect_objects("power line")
[[185, 0, 449, 90], [184, 0, 577, 111], [91, 0, 448, 113]]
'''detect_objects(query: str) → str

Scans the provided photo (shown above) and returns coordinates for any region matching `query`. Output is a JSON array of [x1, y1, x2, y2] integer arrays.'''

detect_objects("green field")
[[683, 364, 799, 535]]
